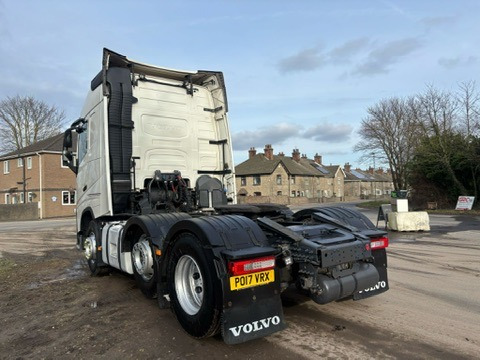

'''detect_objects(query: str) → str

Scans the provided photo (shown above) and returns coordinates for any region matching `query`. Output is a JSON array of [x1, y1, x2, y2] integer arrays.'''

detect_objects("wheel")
[[132, 234, 157, 298], [84, 220, 108, 276], [167, 233, 222, 338]]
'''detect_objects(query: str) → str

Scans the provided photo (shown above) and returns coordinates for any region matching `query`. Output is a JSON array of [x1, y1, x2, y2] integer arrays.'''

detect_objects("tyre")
[[84, 220, 108, 276], [132, 234, 157, 298], [167, 233, 222, 338]]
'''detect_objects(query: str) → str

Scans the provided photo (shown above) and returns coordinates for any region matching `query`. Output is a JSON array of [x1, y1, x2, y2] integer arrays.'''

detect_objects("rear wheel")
[[167, 233, 221, 338], [132, 235, 157, 298], [84, 220, 108, 276]]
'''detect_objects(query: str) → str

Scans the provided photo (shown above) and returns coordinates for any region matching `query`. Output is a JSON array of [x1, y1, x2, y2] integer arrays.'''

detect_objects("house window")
[[62, 191, 76, 205], [277, 191, 282, 196], [18, 158, 23, 167], [240, 176, 246, 186], [297, 191, 301, 197], [253, 175, 261, 185], [20, 193, 24, 203], [3, 161, 9, 174], [276, 175, 282, 185], [5, 194, 10, 204], [12, 195, 17, 204], [290, 175, 295, 184], [28, 192, 33, 203], [253, 192, 262, 196], [291, 191, 296, 197], [61, 155, 68, 168], [27, 157, 32, 169]]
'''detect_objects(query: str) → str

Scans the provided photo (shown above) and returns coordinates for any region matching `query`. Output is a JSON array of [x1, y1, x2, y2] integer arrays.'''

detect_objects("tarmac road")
[[0, 210, 479, 359]]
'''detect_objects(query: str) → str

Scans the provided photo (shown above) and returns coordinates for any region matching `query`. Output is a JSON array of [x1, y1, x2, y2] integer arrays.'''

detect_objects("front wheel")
[[84, 220, 108, 276], [167, 233, 222, 338]]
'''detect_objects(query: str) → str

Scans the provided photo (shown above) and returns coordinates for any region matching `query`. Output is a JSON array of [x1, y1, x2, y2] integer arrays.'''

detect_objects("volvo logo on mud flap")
[[229, 316, 281, 337], [358, 281, 387, 293]]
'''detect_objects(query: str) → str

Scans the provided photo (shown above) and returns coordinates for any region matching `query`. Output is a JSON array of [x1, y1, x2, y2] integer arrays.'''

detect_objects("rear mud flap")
[[354, 249, 389, 300], [221, 271, 286, 344]]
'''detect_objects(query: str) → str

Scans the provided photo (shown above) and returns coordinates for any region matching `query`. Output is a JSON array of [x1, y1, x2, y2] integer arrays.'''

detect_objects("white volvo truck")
[[63, 49, 389, 344]]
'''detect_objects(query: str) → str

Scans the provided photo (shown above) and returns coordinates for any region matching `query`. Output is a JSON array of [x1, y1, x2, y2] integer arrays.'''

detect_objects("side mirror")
[[63, 129, 73, 148], [62, 128, 77, 174]]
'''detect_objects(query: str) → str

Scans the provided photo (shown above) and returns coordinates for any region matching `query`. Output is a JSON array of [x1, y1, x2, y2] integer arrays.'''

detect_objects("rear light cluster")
[[370, 236, 389, 250], [228, 256, 276, 276]]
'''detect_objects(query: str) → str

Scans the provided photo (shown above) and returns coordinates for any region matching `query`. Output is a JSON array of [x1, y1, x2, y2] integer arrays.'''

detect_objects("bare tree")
[[354, 96, 420, 190], [458, 81, 480, 136], [0, 95, 65, 153]]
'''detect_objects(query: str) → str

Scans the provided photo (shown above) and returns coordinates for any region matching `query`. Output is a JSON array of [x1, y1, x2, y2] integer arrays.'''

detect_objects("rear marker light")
[[370, 236, 389, 250], [228, 256, 275, 276]]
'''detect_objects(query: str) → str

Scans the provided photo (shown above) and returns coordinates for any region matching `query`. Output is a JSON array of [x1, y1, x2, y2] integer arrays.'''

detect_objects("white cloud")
[[438, 56, 477, 69], [420, 16, 457, 29], [277, 46, 324, 73], [278, 36, 422, 77], [351, 37, 422, 76], [302, 122, 353, 142], [232, 122, 301, 150]]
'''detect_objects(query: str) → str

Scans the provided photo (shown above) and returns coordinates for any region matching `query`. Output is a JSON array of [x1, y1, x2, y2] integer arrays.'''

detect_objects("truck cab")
[[64, 49, 236, 239]]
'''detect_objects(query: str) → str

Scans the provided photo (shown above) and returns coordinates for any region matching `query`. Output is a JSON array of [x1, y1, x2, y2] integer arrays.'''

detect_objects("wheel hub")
[[174, 255, 204, 316], [84, 234, 96, 260], [132, 239, 154, 281]]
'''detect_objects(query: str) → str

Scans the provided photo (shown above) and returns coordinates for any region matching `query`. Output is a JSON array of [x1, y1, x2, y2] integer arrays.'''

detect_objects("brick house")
[[0, 133, 77, 218], [235, 145, 345, 203], [343, 163, 394, 199]]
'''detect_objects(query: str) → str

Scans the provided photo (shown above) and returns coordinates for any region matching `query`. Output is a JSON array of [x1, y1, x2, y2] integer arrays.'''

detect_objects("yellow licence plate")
[[230, 269, 275, 291]]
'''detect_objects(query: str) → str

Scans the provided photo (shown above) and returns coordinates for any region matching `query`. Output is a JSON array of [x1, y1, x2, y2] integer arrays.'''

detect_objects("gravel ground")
[[0, 212, 479, 359]]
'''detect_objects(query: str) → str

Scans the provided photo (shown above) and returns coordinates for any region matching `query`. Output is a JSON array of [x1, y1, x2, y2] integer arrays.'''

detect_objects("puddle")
[[26, 259, 88, 289], [389, 233, 418, 243], [393, 238, 417, 243], [65, 259, 88, 279]]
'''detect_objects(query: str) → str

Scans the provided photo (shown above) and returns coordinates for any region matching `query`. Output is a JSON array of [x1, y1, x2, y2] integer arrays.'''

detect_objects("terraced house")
[[343, 163, 394, 198], [235, 145, 345, 205], [0, 133, 77, 219]]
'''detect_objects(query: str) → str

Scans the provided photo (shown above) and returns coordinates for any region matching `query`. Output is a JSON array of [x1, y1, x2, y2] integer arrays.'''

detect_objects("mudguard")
[[354, 248, 389, 299], [163, 215, 286, 344], [221, 264, 286, 344], [122, 213, 191, 249]]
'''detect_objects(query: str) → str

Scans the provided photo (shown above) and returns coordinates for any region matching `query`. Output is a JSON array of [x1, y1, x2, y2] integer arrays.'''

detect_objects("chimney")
[[248, 147, 257, 159], [376, 168, 383, 174], [292, 148, 301, 162], [278, 152, 285, 157], [344, 162, 351, 172], [264, 144, 274, 160], [301, 153, 307, 159], [368, 167, 374, 174], [314, 153, 322, 164]]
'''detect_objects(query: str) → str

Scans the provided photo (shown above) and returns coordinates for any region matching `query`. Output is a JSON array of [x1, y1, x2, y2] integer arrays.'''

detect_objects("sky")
[[0, 0, 479, 169]]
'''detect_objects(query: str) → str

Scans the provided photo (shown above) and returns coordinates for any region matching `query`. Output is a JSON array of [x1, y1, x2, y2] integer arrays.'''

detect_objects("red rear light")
[[370, 236, 389, 250], [228, 256, 276, 276]]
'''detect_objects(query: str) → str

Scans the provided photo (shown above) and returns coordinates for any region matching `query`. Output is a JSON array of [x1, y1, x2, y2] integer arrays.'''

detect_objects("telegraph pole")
[[371, 152, 376, 200]]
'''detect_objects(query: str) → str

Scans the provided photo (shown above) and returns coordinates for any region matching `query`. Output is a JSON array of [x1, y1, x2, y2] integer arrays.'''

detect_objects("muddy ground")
[[0, 214, 479, 359]]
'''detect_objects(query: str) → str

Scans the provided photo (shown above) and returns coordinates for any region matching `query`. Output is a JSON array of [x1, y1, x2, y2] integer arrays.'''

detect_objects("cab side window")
[[77, 122, 89, 165]]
